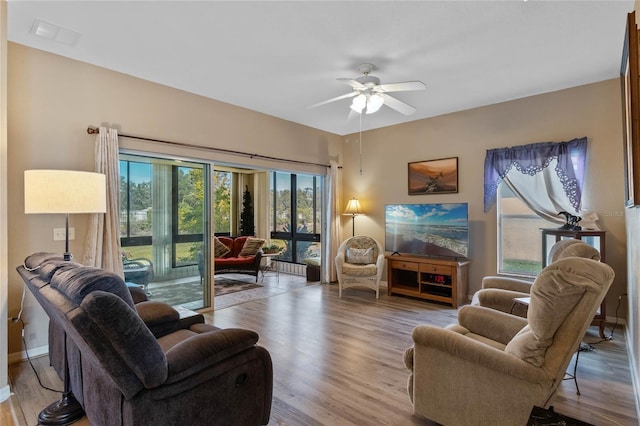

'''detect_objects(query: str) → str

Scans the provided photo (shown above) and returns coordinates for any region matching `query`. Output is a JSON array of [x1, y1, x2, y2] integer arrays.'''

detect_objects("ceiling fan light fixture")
[[308, 63, 425, 117], [366, 93, 384, 114], [350, 94, 367, 113]]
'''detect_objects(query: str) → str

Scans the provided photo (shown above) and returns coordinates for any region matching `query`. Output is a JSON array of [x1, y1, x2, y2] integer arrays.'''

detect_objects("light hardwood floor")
[[2, 277, 638, 425]]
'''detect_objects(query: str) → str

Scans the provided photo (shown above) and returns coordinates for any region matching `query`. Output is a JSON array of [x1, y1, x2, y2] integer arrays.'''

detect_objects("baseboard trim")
[[606, 315, 627, 326], [8, 344, 48, 365], [624, 327, 640, 423], [0, 384, 10, 402]]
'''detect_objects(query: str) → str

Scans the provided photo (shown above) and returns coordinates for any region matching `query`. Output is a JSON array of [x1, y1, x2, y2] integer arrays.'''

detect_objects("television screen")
[[385, 203, 469, 258]]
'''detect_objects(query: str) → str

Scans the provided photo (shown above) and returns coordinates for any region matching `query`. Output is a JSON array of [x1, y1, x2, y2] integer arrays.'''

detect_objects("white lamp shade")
[[24, 170, 107, 214], [366, 93, 384, 114], [343, 198, 363, 216], [350, 94, 367, 113]]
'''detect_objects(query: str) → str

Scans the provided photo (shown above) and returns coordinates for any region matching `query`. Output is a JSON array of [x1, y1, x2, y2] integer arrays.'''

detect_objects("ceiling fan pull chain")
[[359, 113, 363, 176]]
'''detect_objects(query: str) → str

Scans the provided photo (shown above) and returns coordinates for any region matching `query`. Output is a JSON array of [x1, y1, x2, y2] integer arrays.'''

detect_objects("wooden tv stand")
[[386, 255, 471, 308]]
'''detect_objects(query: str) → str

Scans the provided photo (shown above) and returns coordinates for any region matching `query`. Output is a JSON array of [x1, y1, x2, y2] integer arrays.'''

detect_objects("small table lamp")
[[24, 169, 106, 425], [24, 169, 107, 260], [343, 197, 364, 236]]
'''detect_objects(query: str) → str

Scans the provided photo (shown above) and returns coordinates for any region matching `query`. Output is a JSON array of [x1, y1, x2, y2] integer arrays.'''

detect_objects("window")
[[497, 184, 552, 276], [120, 159, 152, 258], [120, 154, 210, 309], [496, 144, 586, 277], [173, 166, 206, 267], [270, 171, 322, 263], [213, 170, 232, 236]]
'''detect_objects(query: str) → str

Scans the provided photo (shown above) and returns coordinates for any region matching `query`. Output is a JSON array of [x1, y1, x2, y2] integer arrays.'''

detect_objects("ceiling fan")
[[308, 63, 426, 116]]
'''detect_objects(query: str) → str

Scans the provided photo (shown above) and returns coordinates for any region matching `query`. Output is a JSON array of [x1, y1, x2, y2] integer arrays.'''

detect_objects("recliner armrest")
[[457, 305, 527, 344], [164, 328, 259, 383], [472, 288, 530, 315], [136, 301, 180, 325], [482, 276, 533, 293], [127, 284, 148, 303]]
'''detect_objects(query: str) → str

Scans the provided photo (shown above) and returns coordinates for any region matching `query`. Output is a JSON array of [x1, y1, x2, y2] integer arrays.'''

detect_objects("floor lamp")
[[343, 198, 363, 237], [24, 169, 107, 425]]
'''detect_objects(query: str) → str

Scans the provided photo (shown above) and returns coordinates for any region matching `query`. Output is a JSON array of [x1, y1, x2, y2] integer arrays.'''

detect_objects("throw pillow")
[[214, 237, 231, 258], [346, 247, 374, 264], [238, 237, 265, 257]]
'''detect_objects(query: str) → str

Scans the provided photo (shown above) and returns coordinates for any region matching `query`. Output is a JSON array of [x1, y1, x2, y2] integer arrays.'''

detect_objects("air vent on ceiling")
[[30, 19, 81, 46]]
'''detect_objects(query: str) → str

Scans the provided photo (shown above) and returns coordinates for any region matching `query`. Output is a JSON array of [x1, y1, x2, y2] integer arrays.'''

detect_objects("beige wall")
[[341, 78, 627, 314], [6, 42, 341, 355]]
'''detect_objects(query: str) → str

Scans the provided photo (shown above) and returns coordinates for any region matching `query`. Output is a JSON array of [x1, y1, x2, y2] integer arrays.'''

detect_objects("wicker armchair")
[[335, 236, 385, 298]]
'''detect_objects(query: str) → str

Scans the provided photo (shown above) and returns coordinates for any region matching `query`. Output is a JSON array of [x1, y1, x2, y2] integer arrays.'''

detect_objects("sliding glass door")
[[120, 154, 211, 309]]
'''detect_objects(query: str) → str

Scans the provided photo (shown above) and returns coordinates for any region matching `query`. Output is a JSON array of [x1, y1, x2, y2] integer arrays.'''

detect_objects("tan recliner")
[[403, 257, 614, 426], [473, 239, 601, 316], [335, 236, 385, 298]]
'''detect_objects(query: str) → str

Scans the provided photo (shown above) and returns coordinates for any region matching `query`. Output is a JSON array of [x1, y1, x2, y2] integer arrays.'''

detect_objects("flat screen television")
[[385, 203, 469, 259]]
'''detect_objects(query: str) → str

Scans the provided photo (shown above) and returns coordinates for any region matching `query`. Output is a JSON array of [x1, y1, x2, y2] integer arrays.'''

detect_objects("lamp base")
[[38, 392, 84, 426]]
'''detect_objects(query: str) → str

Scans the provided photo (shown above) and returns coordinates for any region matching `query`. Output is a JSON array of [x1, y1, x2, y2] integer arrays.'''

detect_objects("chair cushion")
[[214, 236, 231, 258], [345, 236, 379, 258], [215, 257, 256, 267], [303, 256, 321, 266], [346, 247, 374, 264], [342, 263, 377, 276], [24, 252, 64, 269], [51, 266, 135, 308], [238, 237, 265, 257], [22, 252, 83, 282], [230, 237, 247, 256], [136, 301, 180, 327]]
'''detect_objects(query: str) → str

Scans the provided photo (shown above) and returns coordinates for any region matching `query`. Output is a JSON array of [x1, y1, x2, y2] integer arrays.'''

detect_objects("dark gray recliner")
[[17, 253, 273, 426], [27, 253, 199, 386]]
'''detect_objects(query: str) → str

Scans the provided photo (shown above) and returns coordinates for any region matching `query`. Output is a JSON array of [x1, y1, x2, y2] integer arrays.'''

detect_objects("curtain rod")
[[86, 126, 334, 169]]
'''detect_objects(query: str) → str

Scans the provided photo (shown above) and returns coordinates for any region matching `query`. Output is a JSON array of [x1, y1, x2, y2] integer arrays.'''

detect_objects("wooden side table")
[[540, 228, 607, 338]]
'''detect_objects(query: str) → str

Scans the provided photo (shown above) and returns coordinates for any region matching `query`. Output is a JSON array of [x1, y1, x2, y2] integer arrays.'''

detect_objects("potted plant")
[[262, 244, 282, 255]]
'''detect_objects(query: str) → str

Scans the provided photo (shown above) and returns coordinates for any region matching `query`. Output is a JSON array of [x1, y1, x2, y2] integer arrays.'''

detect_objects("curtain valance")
[[483, 137, 587, 212]]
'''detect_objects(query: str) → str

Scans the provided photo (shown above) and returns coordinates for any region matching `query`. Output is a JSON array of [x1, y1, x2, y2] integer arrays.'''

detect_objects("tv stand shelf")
[[386, 255, 470, 308]]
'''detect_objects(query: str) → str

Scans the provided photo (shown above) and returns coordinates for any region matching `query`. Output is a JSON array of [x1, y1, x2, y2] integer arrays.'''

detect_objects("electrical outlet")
[[53, 227, 75, 241]]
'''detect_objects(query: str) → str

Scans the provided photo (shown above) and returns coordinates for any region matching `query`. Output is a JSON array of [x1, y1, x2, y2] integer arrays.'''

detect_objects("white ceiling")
[[7, 1, 635, 136]]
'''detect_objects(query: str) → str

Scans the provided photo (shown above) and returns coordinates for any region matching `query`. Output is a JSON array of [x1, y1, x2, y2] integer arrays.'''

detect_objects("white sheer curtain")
[[83, 127, 123, 275], [322, 161, 341, 283], [502, 159, 600, 229]]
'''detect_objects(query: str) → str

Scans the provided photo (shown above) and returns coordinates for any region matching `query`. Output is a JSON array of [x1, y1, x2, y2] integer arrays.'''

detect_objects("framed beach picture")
[[622, 11, 640, 207], [408, 157, 458, 195]]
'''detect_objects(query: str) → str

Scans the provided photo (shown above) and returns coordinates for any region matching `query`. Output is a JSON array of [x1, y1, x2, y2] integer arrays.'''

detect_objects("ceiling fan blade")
[[337, 78, 367, 90], [347, 108, 359, 121], [307, 91, 358, 109], [381, 93, 416, 115], [376, 81, 426, 93]]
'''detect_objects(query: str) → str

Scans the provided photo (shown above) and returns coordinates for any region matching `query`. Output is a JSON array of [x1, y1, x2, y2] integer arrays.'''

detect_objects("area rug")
[[149, 277, 261, 306], [215, 277, 262, 296]]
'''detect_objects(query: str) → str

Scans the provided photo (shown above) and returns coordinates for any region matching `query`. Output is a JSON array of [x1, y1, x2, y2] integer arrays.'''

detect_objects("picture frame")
[[622, 11, 640, 207], [408, 157, 458, 195]]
